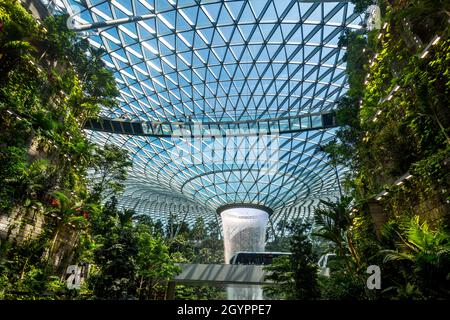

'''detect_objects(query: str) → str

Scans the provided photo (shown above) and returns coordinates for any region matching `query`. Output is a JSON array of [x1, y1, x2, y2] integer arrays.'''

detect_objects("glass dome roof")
[[45, 0, 362, 229]]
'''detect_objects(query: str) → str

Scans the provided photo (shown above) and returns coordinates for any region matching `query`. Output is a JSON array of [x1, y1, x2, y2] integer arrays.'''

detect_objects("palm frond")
[[381, 250, 414, 263]]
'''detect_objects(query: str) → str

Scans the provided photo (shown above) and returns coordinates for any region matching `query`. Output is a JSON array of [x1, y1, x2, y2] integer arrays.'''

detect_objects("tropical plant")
[[264, 222, 320, 300], [351, 0, 376, 14], [313, 196, 355, 259], [381, 216, 450, 299], [88, 199, 139, 300], [135, 227, 180, 300], [87, 144, 132, 202]]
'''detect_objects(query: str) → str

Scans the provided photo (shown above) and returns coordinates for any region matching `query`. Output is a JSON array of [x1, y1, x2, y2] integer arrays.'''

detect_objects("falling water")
[[220, 207, 269, 300]]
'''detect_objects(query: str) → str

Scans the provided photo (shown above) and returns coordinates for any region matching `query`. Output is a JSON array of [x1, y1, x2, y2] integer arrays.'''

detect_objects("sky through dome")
[[42, 0, 363, 231]]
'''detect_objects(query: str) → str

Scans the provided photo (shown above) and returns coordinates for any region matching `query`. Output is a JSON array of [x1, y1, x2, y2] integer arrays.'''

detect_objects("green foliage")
[[312, 28, 450, 294], [390, 0, 450, 45], [0, 0, 39, 80], [264, 222, 320, 300], [135, 228, 180, 299], [340, 29, 371, 98], [289, 222, 320, 300], [313, 196, 355, 258], [263, 255, 293, 299], [312, 197, 383, 300], [319, 268, 367, 300], [380, 216, 450, 299], [320, 28, 372, 170], [88, 144, 132, 202], [0, 146, 27, 210], [351, 0, 375, 14], [0, 1, 134, 301], [0, 236, 70, 300], [42, 15, 119, 111], [0, 0, 221, 302], [87, 198, 182, 300], [88, 198, 139, 299]]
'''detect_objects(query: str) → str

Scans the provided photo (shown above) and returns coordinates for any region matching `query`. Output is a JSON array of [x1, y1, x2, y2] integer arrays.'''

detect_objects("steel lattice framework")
[[43, 0, 362, 230]]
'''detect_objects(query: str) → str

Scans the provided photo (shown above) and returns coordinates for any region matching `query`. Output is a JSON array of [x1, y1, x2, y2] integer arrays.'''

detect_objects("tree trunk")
[[47, 222, 61, 267], [367, 200, 387, 240]]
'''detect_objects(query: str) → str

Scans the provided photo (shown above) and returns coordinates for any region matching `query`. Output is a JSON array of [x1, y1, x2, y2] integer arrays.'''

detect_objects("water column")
[[219, 204, 271, 300]]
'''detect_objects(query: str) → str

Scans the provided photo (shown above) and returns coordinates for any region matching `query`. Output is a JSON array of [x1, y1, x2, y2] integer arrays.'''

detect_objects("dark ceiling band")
[[216, 203, 274, 216]]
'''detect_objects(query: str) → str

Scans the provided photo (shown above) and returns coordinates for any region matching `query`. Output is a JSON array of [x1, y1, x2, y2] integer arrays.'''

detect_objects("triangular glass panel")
[[269, 25, 283, 43], [237, 24, 255, 42], [255, 62, 267, 75], [280, 23, 296, 40], [249, 0, 267, 20], [230, 29, 244, 45], [266, 44, 279, 60], [260, 1, 277, 23], [306, 4, 323, 23], [326, 30, 343, 46], [137, 23, 155, 41], [111, 3, 129, 19], [154, 0, 173, 13], [158, 39, 174, 56], [176, 11, 193, 30], [119, 29, 138, 46], [211, 29, 226, 47], [238, 1, 256, 24], [197, 6, 214, 28], [326, 3, 345, 23], [135, 0, 152, 15], [224, 0, 244, 21], [230, 45, 245, 60], [208, 55, 221, 70], [202, 2, 222, 23], [284, 2, 300, 22], [192, 52, 205, 69], [195, 48, 210, 63], [289, 25, 304, 43], [180, 5, 198, 25], [249, 27, 263, 43], [175, 34, 190, 53], [223, 48, 236, 64], [156, 16, 173, 36], [95, 2, 113, 19], [217, 4, 234, 25], [271, 63, 284, 76], [217, 25, 235, 43], [259, 23, 275, 39], [274, 47, 286, 62], [258, 46, 270, 62]]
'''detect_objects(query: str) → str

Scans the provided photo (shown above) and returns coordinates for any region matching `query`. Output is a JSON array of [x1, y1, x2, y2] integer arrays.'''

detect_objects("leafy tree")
[[351, 0, 375, 14], [290, 222, 321, 299], [191, 216, 207, 242], [392, 0, 450, 44], [88, 144, 132, 202], [88, 198, 181, 300], [89, 198, 138, 300], [263, 255, 293, 299], [340, 29, 370, 98], [264, 222, 320, 300], [0, 0, 39, 82], [0, 146, 27, 211], [39, 14, 119, 116], [134, 214, 164, 237], [135, 226, 180, 300], [313, 196, 355, 260]]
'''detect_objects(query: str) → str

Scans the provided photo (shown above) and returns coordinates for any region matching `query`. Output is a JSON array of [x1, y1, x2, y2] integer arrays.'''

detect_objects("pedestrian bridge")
[[173, 263, 272, 285], [167, 263, 273, 299]]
